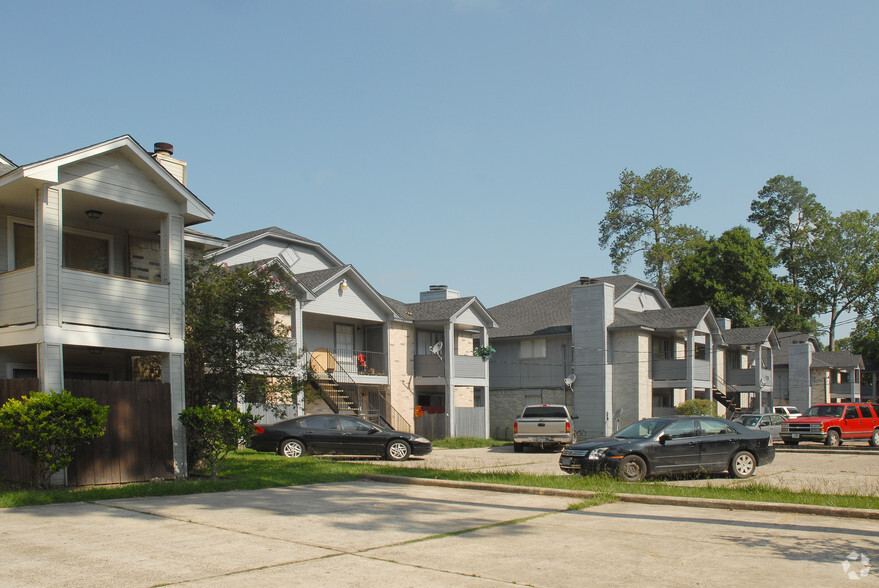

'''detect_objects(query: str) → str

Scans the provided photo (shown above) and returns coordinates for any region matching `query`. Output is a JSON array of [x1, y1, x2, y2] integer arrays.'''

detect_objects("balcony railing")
[[415, 354, 443, 377], [329, 348, 387, 376], [830, 382, 860, 399], [61, 269, 170, 333], [726, 368, 756, 387], [0, 268, 36, 327], [414, 354, 488, 379], [652, 358, 711, 382]]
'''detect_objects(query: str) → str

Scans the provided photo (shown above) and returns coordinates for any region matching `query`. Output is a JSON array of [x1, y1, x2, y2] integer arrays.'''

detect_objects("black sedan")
[[250, 414, 432, 461], [559, 416, 774, 482]]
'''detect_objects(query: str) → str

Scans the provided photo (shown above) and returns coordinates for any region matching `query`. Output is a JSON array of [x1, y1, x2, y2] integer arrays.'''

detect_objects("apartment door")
[[335, 324, 355, 372]]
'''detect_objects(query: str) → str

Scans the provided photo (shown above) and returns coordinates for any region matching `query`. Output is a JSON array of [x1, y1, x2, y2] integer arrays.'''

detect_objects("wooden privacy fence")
[[0, 379, 174, 486], [0, 379, 40, 485], [67, 380, 174, 486]]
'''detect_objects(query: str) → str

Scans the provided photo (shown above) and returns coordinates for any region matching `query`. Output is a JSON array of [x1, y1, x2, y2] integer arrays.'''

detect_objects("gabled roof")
[[812, 350, 865, 370], [610, 305, 717, 333], [384, 296, 498, 327], [773, 331, 821, 366], [218, 226, 343, 266], [721, 326, 778, 348], [295, 265, 404, 320], [224, 257, 316, 301], [0, 152, 15, 175], [488, 275, 659, 339], [0, 135, 213, 224]]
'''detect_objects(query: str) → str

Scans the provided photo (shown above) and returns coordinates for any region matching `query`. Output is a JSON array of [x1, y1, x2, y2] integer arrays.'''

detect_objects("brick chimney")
[[151, 142, 187, 186]]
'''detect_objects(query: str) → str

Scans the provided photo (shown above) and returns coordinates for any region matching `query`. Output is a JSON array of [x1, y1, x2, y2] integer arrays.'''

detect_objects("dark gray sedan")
[[559, 416, 775, 482]]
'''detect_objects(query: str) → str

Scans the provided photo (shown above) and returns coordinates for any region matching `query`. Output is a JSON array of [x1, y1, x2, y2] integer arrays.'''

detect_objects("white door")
[[335, 324, 355, 372]]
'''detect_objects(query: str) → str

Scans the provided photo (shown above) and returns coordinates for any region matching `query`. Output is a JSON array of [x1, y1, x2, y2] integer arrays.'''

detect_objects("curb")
[[362, 473, 879, 521]]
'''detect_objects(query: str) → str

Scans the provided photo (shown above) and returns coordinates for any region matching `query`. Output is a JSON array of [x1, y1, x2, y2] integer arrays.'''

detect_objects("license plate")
[[561, 457, 572, 465], [792, 433, 799, 439]]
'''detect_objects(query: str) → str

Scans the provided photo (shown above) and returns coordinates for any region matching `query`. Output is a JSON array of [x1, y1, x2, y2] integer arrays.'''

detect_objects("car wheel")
[[513, 442, 524, 453], [870, 429, 879, 447], [825, 430, 841, 447], [279, 439, 305, 458], [386, 439, 411, 461], [617, 455, 647, 482], [782, 438, 799, 446], [730, 451, 756, 479]]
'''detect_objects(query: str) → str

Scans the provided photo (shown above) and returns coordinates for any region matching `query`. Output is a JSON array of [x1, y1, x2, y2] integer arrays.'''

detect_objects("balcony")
[[414, 354, 488, 379], [61, 269, 170, 333], [726, 368, 757, 387], [652, 358, 711, 383], [0, 268, 36, 327], [830, 382, 860, 400]]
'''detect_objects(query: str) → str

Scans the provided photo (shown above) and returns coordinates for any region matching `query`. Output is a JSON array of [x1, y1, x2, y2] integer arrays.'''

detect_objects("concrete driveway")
[[3, 480, 879, 586], [386, 445, 879, 495]]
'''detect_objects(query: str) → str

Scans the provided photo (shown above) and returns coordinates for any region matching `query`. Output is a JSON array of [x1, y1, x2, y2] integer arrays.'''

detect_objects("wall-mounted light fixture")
[[85, 209, 103, 220], [340, 279, 348, 291]]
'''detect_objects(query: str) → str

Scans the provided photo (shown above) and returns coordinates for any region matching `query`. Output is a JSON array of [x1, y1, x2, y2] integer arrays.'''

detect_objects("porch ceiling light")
[[340, 279, 348, 291], [85, 209, 103, 220]]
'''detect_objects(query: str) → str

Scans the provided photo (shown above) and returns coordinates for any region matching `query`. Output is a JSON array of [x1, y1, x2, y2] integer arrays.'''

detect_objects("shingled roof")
[[813, 350, 865, 370], [489, 275, 661, 339], [224, 226, 317, 247], [721, 326, 776, 347], [610, 305, 713, 331], [384, 296, 482, 322]]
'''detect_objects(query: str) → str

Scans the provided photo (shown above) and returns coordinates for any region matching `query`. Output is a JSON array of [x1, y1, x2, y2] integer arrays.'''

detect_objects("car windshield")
[[615, 419, 670, 439], [804, 405, 844, 418], [735, 416, 761, 427]]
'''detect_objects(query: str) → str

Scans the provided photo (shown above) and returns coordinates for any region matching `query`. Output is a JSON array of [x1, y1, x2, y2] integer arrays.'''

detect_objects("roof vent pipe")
[[153, 142, 174, 156], [579, 276, 590, 285]]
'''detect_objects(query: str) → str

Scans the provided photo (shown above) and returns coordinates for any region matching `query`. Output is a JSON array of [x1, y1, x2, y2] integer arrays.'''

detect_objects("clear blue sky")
[[4, 1, 877, 335]]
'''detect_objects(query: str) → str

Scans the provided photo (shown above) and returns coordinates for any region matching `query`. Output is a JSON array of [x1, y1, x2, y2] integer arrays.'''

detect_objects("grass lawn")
[[2, 449, 878, 511]]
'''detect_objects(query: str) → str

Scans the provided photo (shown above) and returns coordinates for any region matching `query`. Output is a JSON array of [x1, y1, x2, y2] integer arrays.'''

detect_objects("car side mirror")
[[658, 434, 669, 445], [571, 414, 579, 420]]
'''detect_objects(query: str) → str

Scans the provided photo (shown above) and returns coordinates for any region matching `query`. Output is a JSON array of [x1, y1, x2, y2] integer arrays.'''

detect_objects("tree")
[[599, 167, 704, 294], [0, 391, 109, 488], [185, 256, 305, 408], [179, 404, 258, 479], [748, 175, 827, 315], [801, 210, 879, 350], [666, 227, 781, 328]]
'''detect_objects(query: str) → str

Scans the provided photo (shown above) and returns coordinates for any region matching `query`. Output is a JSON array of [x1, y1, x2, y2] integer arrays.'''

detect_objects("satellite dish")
[[564, 374, 577, 388], [429, 341, 443, 356]]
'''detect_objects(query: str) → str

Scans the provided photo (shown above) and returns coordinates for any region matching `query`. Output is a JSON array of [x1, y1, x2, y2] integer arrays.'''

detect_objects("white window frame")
[[62, 225, 115, 275], [6, 217, 115, 274]]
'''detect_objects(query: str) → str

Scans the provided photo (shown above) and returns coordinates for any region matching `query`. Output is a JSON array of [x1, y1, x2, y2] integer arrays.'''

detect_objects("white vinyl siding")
[[0, 267, 36, 326], [61, 269, 170, 333]]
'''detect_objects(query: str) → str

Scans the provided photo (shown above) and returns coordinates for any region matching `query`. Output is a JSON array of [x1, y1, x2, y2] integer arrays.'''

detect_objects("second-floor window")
[[519, 338, 546, 359], [9, 220, 111, 274]]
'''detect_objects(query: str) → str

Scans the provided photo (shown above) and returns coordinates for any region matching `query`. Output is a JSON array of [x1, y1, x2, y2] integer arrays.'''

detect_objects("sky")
[[3, 1, 877, 336]]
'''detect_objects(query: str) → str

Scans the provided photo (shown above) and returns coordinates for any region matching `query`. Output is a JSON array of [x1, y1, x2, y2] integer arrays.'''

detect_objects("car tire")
[[730, 451, 756, 479], [825, 430, 842, 447], [279, 439, 305, 459], [513, 442, 524, 453], [617, 455, 647, 482], [386, 439, 411, 461], [782, 438, 799, 446], [870, 429, 879, 447]]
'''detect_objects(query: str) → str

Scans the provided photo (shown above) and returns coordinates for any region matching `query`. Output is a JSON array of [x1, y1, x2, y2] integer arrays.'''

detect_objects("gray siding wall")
[[788, 344, 813, 410], [572, 282, 614, 438], [489, 335, 571, 389]]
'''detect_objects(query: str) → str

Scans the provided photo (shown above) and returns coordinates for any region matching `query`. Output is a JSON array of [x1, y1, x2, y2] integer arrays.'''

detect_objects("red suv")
[[780, 403, 879, 447]]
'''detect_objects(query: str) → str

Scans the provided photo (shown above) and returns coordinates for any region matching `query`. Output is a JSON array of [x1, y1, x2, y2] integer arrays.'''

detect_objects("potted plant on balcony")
[[473, 345, 496, 359]]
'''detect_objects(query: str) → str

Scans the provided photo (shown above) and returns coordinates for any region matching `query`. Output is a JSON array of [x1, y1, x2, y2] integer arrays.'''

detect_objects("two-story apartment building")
[[774, 331, 866, 408], [487, 275, 779, 440], [208, 228, 496, 439], [0, 137, 214, 479]]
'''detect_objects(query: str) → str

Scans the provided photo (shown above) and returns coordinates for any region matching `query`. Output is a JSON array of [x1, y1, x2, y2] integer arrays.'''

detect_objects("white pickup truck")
[[513, 404, 578, 452]]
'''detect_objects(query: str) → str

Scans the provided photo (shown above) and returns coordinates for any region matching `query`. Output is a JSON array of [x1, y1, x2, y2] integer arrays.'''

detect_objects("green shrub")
[[0, 390, 109, 488], [675, 398, 717, 416], [180, 405, 259, 479]]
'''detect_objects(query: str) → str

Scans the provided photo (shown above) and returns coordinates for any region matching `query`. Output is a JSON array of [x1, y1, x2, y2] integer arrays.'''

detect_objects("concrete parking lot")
[[3, 480, 878, 586], [387, 444, 879, 495]]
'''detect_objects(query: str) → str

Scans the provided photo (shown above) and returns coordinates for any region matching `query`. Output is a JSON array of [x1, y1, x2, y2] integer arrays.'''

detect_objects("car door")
[[652, 419, 700, 473], [842, 405, 862, 439], [337, 415, 385, 455], [299, 415, 342, 453], [697, 418, 740, 471]]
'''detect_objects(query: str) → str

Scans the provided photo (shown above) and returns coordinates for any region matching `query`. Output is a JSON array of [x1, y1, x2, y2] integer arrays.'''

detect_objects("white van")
[[773, 405, 802, 419]]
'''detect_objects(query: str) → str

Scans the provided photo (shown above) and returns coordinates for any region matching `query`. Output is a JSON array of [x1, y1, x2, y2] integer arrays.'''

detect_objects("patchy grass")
[[432, 436, 511, 449], [2, 449, 878, 511]]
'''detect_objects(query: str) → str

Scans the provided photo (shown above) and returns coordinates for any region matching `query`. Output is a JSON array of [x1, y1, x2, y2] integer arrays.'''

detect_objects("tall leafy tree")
[[748, 175, 827, 314], [666, 227, 779, 328], [801, 210, 879, 350], [599, 167, 704, 294], [185, 256, 305, 407]]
